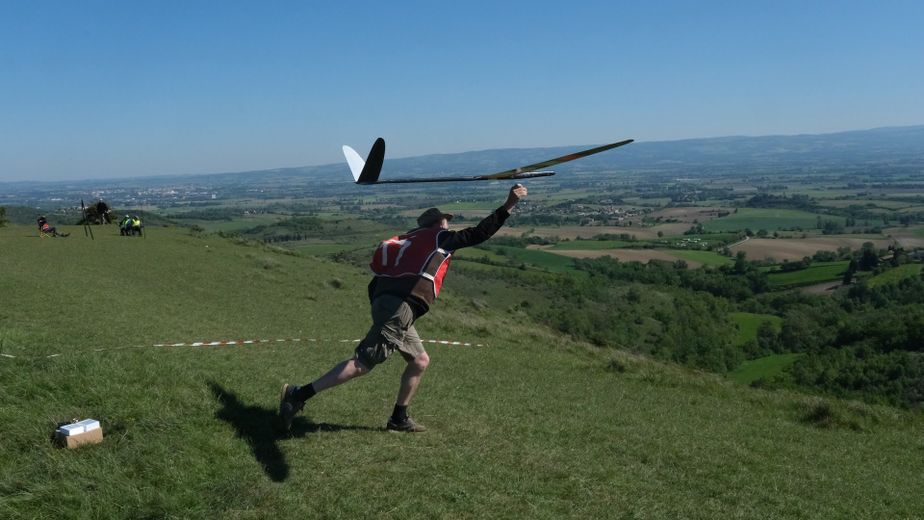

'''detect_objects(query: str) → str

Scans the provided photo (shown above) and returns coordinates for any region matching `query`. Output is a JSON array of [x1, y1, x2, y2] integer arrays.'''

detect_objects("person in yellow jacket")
[[131, 216, 143, 236]]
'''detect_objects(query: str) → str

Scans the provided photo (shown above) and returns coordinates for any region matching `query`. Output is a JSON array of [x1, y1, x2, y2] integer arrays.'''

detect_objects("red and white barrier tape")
[[151, 338, 483, 348], [0, 336, 487, 361]]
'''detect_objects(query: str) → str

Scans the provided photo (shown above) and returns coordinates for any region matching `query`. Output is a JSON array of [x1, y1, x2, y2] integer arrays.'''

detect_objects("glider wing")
[[343, 138, 633, 184]]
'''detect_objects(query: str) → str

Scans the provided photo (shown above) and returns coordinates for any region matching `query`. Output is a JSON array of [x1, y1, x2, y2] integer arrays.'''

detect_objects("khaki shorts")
[[354, 294, 426, 369]]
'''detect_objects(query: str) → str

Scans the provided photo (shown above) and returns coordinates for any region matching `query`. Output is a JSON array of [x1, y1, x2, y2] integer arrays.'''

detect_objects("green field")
[[815, 199, 914, 210], [728, 354, 804, 385], [2, 225, 923, 518], [454, 245, 509, 263], [730, 312, 784, 346], [669, 249, 734, 266], [702, 208, 844, 232], [766, 261, 849, 288], [868, 263, 924, 288], [487, 245, 578, 273]]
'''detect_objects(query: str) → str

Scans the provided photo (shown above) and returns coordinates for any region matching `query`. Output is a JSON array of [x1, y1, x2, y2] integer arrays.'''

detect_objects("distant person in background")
[[95, 199, 112, 224], [119, 215, 133, 236], [279, 183, 528, 433], [131, 215, 143, 236], [37, 216, 69, 237]]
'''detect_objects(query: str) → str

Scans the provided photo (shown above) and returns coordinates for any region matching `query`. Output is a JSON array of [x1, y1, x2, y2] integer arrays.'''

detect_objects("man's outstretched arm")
[[440, 184, 528, 251]]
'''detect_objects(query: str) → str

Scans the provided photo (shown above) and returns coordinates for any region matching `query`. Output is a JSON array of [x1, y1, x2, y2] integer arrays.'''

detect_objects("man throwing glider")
[[280, 183, 528, 432]]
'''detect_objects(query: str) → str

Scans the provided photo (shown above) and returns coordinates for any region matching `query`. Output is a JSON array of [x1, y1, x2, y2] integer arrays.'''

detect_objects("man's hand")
[[503, 183, 528, 212]]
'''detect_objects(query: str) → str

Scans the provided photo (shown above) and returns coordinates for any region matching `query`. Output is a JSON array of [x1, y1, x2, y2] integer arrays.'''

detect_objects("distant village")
[[517, 199, 648, 226]]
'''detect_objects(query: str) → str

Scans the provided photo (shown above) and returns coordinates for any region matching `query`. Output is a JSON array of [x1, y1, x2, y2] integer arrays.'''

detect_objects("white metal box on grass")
[[55, 419, 103, 449]]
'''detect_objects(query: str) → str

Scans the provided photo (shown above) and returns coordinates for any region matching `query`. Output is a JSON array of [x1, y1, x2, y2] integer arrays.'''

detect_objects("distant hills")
[[374, 125, 924, 178], [2, 125, 922, 188], [186, 124, 924, 185]]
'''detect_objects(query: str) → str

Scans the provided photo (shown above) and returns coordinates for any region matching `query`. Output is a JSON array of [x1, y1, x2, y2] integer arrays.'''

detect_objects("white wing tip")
[[342, 145, 365, 182]]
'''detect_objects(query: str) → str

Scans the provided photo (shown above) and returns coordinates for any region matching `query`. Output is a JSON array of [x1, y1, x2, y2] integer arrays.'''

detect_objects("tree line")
[[454, 244, 924, 408]]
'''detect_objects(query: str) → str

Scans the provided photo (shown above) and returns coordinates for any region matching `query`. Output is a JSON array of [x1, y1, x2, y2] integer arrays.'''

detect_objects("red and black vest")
[[370, 227, 452, 301]]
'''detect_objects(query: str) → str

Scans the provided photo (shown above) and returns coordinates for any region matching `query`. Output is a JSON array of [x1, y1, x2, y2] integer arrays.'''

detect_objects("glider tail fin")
[[342, 145, 366, 182], [342, 137, 386, 184]]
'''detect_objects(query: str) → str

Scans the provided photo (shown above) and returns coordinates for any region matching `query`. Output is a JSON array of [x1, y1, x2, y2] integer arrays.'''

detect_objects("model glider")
[[342, 137, 634, 184]]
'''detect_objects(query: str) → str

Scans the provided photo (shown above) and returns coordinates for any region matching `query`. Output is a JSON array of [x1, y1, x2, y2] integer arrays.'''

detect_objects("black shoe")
[[278, 384, 304, 431], [386, 416, 427, 433]]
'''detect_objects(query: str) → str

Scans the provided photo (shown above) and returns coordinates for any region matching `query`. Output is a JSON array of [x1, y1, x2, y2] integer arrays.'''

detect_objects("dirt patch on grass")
[[884, 226, 924, 248], [730, 237, 893, 261]]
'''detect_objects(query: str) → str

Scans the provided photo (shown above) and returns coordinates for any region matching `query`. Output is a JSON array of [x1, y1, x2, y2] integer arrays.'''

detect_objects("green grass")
[[729, 312, 783, 346], [454, 246, 510, 264], [2, 224, 923, 518], [454, 248, 582, 284], [485, 245, 578, 273], [669, 249, 734, 266], [728, 353, 804, 385], [702, 208, 844, 232], [913, 226, 924, 238], [292, 242, 366, 256], [867, 263, 924, 288], [766, 261, 849, 288]]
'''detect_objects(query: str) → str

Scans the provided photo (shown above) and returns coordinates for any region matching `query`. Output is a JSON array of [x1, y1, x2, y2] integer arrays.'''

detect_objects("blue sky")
[[1, 1, 922, 181]]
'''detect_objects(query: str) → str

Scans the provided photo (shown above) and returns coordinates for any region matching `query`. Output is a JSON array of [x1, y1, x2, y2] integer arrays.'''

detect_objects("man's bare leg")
[[290, 357, 370, 404], [396, 351, 430, 406], [312, 358, 369, 392], [280, 357, 370, 430], [388, 351, 430, 432]]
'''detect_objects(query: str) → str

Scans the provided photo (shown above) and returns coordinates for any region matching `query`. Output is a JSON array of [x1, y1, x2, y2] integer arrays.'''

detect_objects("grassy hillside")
[[729, 312, 783, 346], [1, 225, 923, 518], [867, 263, 924, 287], [729, 354, 804, 385]]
